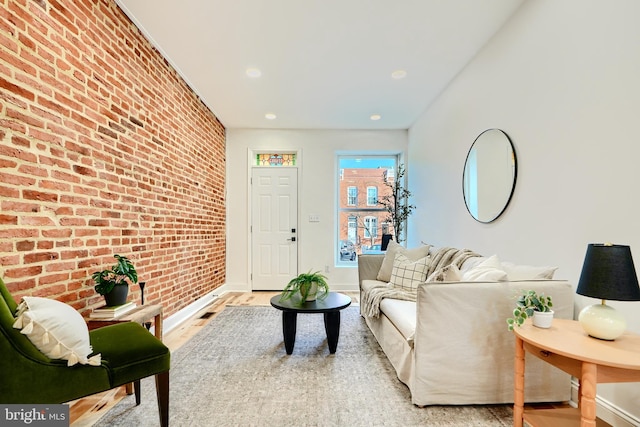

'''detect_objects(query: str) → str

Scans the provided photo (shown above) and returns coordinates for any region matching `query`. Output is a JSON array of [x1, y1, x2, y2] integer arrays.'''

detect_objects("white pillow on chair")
[[13, 297, 101, 366]]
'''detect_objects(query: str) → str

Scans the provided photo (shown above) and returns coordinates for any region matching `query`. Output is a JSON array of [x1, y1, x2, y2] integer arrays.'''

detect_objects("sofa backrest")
[[357, 254, 385, 285]]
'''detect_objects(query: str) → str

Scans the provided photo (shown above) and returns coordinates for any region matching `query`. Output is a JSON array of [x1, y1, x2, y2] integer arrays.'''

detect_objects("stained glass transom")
[[256, 153, 296, 167]]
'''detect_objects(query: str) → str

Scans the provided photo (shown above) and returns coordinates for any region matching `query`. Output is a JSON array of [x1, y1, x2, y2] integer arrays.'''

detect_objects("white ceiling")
[[115, 0, 523, 130]]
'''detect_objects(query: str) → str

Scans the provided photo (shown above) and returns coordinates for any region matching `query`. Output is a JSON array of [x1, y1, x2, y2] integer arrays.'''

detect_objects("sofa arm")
[[411, 279, 574, 405], [357, 254, 385, 287]]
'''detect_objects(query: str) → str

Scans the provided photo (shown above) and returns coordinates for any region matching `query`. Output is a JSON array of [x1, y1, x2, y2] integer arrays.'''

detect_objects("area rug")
[[95, 306, 512, 426]]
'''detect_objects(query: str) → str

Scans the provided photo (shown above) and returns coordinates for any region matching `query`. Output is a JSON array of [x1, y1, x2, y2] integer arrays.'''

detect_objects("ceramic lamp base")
[[578, 302, 626, 340]]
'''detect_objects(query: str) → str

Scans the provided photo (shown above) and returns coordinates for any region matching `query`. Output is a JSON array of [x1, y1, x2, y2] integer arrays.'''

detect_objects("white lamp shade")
[[578, 303, 626, 340]]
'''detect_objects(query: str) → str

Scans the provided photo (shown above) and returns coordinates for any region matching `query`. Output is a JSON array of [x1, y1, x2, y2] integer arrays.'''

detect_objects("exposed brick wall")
[[0, 0, 226, 318]]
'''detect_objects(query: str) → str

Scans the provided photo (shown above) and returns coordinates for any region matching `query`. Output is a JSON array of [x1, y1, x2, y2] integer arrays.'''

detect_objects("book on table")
[[90, 301, 137, 319]]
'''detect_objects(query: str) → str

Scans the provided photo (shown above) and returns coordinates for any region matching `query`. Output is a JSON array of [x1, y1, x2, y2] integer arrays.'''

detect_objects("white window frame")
[[367, 186, 378, 206], [363, 216, 378, 238], [347, 186, 357, 206]]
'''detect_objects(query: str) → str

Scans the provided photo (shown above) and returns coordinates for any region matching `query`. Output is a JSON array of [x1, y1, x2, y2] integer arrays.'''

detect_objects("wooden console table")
[[513, 318, 640, 427]]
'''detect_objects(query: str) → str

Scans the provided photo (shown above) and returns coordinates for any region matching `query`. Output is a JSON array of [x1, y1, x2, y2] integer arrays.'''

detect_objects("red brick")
[[24, 252, 59, 263], [0, 214, 18, 225], [4, 265, 43, 278], [0, 0, 226, 319], [16, 241, 35, 251], [42, 229, 72, 238], [22, 216, 56, 226], [22, 189, 58, 202]]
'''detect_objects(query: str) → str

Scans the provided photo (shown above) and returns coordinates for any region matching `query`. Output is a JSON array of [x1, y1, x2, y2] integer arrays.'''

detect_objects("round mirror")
[[463, 129, 517, 223]]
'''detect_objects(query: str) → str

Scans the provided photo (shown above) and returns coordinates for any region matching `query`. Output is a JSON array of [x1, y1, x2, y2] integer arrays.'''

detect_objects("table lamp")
[[576, 243, 640, 340]]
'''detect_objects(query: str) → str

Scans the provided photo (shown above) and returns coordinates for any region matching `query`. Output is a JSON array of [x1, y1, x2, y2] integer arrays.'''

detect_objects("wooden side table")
[[513, 318, 640, 427], [87, 304, 164, 396], [87, 304, 163, 341]]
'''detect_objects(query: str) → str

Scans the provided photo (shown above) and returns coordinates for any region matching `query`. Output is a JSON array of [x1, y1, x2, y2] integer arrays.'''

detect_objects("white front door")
[[251, 167, 298, 290]]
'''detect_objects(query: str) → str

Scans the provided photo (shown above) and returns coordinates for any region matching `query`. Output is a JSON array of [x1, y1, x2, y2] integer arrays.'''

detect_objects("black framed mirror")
[[462, 129, 517, 223]]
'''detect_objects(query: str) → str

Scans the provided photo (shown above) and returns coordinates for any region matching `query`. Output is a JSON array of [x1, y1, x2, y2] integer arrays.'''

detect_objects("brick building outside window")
[[338, 157, 397, 262]]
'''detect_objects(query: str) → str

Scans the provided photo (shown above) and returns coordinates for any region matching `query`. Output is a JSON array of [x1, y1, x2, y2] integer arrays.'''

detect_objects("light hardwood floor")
[[70, 291, 589, 426], [69, 291, 359, 426]]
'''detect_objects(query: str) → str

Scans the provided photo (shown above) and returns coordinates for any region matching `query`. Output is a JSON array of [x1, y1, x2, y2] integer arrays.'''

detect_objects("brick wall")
[[0, 0, 226, 318]]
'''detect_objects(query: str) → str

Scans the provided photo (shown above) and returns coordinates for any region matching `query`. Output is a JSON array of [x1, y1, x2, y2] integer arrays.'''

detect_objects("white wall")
[[226, 129, 407, 292], [407, 0, 640, 424]]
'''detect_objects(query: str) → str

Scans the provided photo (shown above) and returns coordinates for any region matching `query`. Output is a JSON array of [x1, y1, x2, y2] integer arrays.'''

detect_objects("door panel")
[[251, 168, 298, 290]]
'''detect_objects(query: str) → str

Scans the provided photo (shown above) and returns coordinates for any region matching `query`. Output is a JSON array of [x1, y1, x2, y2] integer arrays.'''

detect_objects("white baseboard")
[[571, 379, 639, 427], [162, 283, 234, 335]]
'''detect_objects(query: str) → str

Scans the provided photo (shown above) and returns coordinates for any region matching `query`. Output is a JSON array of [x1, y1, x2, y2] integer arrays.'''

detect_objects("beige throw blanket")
[[361, 247, 481, 318]]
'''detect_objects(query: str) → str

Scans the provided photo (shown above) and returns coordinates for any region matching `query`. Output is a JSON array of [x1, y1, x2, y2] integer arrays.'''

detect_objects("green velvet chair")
[[0, 277, 170, 426]]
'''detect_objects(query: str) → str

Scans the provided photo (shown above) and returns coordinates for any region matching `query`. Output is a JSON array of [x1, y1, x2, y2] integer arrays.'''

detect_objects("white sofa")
[[358, 250, 573, 406]]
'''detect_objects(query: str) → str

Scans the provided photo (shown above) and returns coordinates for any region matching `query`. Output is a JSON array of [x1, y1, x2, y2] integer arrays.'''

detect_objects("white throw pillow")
[[377, 241, 431, 282], [461, 254, 508, 282], [13, 297, 101, 367], [389, 253, 430, 291], [501, 262, 558, 280], [426, 264, 462, 282]]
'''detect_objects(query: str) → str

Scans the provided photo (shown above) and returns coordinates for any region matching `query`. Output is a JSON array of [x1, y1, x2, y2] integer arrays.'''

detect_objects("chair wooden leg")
[[155, 371, 170, 427], [134, 379, 141, 405]]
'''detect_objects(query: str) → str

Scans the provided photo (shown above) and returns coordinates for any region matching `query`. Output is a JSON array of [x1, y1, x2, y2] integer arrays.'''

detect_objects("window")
[[347, 187, 357, 206], [363, 216, 378, 238], [255, 153, 296, 166], [367, 186, 378, 206], [347, 216, 357, 243], [337, 155, 398, 264]]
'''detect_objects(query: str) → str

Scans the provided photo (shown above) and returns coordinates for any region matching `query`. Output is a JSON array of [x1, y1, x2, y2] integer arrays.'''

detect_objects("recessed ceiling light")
[[370, 114, 382, 121], [391, 70, 407, 79], [265, 113, 277, 120], [246, 68, 262, 78]]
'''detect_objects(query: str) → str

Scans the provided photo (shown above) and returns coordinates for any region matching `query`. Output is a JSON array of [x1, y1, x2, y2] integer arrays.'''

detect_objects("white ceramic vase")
[[532, 310, 554, 328], [304, 282, 318, 301]]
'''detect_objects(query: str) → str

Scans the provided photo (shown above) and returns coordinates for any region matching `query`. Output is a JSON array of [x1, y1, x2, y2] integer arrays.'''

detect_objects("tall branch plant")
[[378, 164, 415, 243]]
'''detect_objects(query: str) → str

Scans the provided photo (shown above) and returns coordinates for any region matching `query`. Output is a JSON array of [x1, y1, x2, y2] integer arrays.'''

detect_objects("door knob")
[[287, 237, 296, 242]]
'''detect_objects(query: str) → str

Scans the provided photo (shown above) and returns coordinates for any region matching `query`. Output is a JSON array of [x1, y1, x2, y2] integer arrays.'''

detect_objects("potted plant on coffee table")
[[506, 290, 554, 330], [92, 254, 138, 307], [280, 270, 329, 306]]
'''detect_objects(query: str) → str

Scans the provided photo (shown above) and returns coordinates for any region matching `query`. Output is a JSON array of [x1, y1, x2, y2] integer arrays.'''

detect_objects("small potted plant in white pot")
[[507, 290, 554, 330], [280, 270, 329, 306]]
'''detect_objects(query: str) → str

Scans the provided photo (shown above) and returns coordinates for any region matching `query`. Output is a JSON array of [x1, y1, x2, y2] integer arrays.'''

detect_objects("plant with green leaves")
[[280, 270, 329, 306], [378, 163, 415, 243], [506, 290, 553, 331], [92, 254, 138, 295]]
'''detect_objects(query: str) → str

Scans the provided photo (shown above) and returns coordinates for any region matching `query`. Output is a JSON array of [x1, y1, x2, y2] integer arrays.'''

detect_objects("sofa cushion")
[[501, 262, 558, 280], [426, 264, 461, 282], [459, 256, 485, 274], [379, 298, 416, 346], [461, 255, 508, 281], [389, 253, 430, 291], [377, 241, 431, 282]]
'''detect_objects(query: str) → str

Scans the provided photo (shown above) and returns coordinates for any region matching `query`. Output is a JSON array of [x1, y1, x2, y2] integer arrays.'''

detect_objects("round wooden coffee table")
[[270, 292, 351, 354]]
